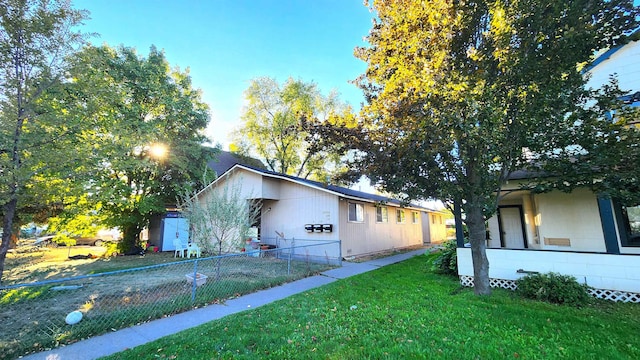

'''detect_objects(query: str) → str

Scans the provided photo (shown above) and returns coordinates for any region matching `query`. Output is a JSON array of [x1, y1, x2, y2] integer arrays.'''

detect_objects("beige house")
[[196, 164, 445, 260], [422, 211, 448, 244]]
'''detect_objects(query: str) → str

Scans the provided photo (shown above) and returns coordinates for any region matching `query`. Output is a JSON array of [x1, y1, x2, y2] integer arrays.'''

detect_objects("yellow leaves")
[[490, 6, 509, 36]]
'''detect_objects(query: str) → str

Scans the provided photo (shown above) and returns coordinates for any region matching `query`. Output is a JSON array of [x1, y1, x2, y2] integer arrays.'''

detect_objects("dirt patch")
[[3, 246, 190, 284]]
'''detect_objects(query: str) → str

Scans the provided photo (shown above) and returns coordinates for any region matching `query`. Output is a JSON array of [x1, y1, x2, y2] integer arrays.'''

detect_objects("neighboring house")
[[456, 33, 640, 302], [195, 164, 446, 260]]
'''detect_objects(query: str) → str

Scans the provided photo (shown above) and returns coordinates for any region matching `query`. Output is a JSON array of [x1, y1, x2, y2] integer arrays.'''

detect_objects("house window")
[[618, 204, 640, 246], [348, 203, 364, 223], [432, 214, 436, 224], [396, 209, 406, 223], [376, 206, 388, 223], [412, 211, 419, 224]]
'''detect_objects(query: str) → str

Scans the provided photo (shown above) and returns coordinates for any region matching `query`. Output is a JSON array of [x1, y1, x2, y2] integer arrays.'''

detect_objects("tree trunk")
[[119, 222, 142, 254], [466, 201, 491, 295], [0, 197, 18, 284]]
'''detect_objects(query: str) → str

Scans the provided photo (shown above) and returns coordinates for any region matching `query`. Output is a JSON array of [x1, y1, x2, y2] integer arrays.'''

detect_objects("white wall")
[[262, 177, 280, 200], [587, 40, 640, 92], [198, 169, 264, 204], [457, 248, 640, 293]]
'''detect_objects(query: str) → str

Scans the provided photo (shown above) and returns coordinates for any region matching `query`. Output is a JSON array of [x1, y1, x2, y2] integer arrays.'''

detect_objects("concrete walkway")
[[24, 249, 427, 360]]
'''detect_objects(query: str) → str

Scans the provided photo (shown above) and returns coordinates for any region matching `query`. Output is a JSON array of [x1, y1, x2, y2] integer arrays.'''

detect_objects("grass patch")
[[103, 254, 640, 360]]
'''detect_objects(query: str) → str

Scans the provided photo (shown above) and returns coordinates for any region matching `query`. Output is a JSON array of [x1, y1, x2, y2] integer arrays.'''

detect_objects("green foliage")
[[57, 45, 214, 251], [516, 272, 592, 307], [101, 240, 119, 257], [431, 239, 458, 276], [232, 76, 352, 180], [0, 0, 89, 282], [335, 0, 640, 295]]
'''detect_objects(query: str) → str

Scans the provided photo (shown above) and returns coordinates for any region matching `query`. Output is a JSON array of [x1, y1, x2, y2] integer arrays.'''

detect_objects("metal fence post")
[[191, 259, 199, 302], [287, 238, 294, 275], [338, 240, 342, 266]]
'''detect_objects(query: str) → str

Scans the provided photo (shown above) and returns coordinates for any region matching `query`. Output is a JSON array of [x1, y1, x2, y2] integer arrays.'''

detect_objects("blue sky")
[[73, 0, 375, 149]]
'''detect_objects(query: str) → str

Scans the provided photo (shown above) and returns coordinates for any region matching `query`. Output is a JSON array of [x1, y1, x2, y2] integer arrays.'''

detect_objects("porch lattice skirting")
[[459, 276, 640, 303]]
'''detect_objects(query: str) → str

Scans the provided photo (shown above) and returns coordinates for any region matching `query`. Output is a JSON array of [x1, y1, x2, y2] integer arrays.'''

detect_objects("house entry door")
[[499, 206, 527, 249]]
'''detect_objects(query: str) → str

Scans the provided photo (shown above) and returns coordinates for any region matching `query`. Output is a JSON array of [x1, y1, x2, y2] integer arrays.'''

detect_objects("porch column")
[[454, 200, 465, 248], [597, 196, 620, 255]]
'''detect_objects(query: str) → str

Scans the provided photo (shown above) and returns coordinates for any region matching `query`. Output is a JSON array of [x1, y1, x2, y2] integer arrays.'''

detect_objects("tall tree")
[[60, 45, 214, 252], [233, 76, 352, 180], [347, 0, 638, 295], [0, 0, 88, 282]]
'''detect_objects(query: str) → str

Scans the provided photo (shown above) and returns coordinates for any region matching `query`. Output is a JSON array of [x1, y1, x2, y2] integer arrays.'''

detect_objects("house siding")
[[200, 165, 434, 260], [260, 181, 339, 244], [487, 186, 607, 252], [587, 39, 640, 92], [339, 201, 423, 257], [422, 212, 447, 243], [262, 177, 280, 200], [534, 189, 606, 252], [199, 169, 264, 201]]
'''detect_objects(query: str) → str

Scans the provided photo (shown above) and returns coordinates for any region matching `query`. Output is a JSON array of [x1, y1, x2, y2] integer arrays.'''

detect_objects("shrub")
[[102, 241, 119, 257], [431, 239, 458, 276], [515, 272, 592, 307]]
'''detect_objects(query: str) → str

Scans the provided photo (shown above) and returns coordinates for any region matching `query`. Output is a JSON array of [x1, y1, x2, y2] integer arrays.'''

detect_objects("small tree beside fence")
[[180, 179, 261, 255], [179, 179, 261, 279]]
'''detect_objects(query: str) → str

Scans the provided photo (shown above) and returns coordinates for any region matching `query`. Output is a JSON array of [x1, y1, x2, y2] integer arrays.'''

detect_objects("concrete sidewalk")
[[24, 249, 427, 360]]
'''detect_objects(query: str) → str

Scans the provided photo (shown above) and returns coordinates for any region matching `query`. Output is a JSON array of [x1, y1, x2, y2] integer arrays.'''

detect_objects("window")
[[348, 203, 364, 222], [617, 203, 640, 246], [376, 206, 388, 223], [412, 211, 419, 224], [396, 209, 405, 223], [432, 214, 436, 224]]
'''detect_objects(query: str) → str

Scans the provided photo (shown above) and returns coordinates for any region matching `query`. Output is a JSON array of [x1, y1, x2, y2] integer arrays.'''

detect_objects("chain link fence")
[[0, 239, 340, 359]]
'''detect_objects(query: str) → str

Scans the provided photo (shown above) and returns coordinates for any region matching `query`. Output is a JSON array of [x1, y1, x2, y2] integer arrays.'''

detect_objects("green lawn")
[[102, 254, 640, 359]]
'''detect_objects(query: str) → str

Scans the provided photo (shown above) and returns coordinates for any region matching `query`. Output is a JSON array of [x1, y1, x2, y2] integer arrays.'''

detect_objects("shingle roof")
[[221, 163, 434, 211], [207, 151, 266, 177]]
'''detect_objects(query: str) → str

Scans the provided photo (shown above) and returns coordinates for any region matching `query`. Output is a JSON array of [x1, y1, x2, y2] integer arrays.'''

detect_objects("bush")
[[431, 239, 458, 276], [102, 241, 119, 257], [515, 272, 592, 307]]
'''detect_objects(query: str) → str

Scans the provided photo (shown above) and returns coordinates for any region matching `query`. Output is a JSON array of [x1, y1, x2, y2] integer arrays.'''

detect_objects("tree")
[[59, 45, 214, 253], [0, 0, 88, 282], [347, 0, 639, 295], [179, 178, 261, 279], [233, 76, 352, 180], [180, 179, 260, 255]]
